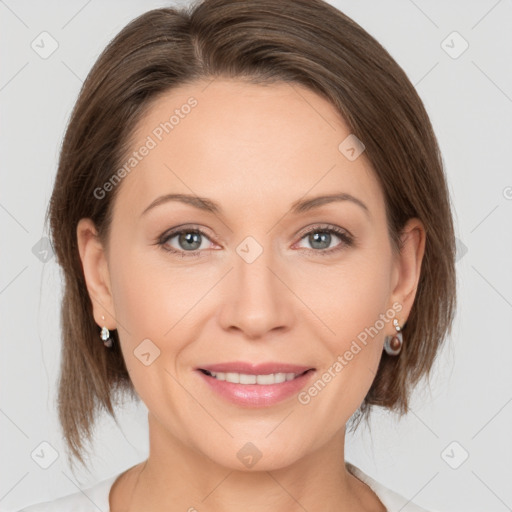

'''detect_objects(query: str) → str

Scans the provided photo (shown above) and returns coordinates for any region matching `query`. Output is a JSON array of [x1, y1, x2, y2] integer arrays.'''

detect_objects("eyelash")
[[156, 224, 354, 258]]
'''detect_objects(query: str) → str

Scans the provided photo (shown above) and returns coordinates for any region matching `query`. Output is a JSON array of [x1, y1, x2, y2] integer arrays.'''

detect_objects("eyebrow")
[[140, 192, 369, 217]]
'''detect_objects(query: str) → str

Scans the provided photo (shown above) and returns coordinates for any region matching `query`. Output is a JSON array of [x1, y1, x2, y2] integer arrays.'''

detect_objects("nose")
[[217, 241, 295, 340]]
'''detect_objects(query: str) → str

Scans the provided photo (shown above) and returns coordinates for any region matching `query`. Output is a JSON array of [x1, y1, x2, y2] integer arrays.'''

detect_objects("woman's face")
[[79, 78, 423, 470]]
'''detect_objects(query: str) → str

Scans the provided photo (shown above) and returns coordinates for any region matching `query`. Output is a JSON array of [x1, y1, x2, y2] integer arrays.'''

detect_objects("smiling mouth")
[[199, 368, 312, 385]]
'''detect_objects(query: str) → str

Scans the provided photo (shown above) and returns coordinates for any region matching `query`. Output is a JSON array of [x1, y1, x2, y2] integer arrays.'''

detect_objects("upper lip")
[[197, 362, 314, 375]]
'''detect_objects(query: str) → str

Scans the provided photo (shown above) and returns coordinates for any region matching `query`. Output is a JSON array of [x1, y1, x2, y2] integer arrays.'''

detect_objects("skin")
[[77, 78, 425, 512]]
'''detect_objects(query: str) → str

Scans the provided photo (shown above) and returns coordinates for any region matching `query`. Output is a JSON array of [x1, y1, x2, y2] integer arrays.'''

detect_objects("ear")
[[76, 218, 116, 329], [389, 218, 426, 328]]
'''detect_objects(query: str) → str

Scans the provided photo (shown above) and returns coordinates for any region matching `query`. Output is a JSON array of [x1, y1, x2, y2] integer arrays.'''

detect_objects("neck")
[[110, 412, 383, 512]]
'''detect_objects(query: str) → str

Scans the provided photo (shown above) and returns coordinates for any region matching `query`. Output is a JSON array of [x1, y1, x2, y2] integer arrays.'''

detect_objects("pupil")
[[179, 232, 201, 250], [310, 232, 330, 249]]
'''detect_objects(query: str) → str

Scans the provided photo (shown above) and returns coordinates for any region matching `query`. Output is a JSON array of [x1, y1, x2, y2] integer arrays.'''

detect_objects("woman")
[[20, 0, 456, 510]]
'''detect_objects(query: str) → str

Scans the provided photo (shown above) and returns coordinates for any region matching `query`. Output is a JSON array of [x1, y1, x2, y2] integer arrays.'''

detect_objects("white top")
[[18, 462, 438, 512]]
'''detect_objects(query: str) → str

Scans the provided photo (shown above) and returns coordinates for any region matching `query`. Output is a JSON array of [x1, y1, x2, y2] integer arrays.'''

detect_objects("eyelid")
[[294, 223, 351, 240], [157, 224, 215, 243]]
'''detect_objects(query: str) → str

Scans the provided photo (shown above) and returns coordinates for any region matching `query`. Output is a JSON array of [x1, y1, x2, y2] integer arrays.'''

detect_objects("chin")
[[196, 436, 307, 472]]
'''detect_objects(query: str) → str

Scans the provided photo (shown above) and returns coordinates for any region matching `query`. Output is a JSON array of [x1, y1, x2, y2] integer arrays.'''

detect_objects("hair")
[[46, 0, 456, 469]]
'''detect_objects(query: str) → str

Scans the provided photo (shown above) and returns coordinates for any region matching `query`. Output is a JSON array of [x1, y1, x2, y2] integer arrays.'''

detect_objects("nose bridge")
[[234, 233, 280, 304], [236, 235, 275, 290], [218, 233, 293, 337]]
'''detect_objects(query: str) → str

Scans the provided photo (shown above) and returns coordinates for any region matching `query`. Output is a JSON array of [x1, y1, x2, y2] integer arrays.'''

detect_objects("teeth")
[[225, 372, 237, 383], [208, 371, 299, 384], [257, 374, 276, 384]]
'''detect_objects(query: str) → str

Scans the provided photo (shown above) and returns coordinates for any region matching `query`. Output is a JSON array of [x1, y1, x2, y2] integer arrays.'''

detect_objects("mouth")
[[195, 362, 316, 407], [198, 368, 313, 385]]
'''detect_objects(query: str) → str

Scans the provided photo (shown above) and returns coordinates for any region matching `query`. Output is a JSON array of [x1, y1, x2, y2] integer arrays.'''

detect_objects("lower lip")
[[197, 370, 315, 407]]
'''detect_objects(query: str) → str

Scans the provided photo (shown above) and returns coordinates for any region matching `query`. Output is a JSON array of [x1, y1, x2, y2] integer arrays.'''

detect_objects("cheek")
[[107, 246, 186, 411], [300, 246, 394, 411], [302, 251, 393, 344], [107, 241, 209, 382], [109, 253, 163, 337], [295, 263, 392, 425], [328, 250, 394, 396], [108, 240, 192, 338]]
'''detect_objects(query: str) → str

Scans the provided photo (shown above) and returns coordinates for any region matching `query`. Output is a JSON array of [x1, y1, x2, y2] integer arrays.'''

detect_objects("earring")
[[100, 315, 113, 348], [384, 318, 403, 356]]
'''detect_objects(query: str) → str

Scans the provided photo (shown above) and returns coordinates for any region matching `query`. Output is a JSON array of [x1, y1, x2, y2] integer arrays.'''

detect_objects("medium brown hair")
[[47, 0, 456, 468]]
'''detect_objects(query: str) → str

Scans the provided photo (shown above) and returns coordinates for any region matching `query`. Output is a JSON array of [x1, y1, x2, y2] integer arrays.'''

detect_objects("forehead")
[[113, 79, 383, 221]]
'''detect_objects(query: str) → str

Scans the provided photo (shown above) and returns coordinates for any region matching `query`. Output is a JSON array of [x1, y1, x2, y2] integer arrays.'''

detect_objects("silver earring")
[[100, 315, 113, 348], [384, 318, 403, 356]]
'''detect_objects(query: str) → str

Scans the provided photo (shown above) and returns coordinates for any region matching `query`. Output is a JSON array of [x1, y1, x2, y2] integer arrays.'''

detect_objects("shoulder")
[[346, 462, 440, 512], [17, 473, 119, 512]]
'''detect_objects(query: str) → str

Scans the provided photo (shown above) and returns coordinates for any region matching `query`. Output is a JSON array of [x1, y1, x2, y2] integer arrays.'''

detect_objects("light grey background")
[[1, 1, 511, 511]]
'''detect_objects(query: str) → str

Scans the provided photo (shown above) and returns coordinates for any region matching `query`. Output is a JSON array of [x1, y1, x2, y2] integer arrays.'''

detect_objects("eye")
[[156, 224, 354, 258], [294, 225, 353, 255], [157, 227, 215, 257]]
